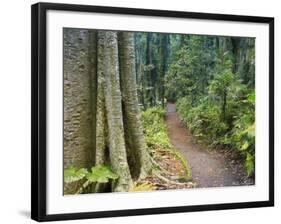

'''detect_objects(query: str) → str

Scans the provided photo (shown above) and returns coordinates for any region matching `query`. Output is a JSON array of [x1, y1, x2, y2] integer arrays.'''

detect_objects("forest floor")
[[165, 103, 254, 188]]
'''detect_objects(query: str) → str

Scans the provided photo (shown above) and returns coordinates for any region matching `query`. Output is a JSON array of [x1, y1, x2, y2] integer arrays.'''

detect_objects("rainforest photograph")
[[63, 28, 255, 195]]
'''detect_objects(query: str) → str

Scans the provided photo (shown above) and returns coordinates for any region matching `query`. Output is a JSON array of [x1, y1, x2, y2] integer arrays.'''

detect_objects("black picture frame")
[[31, 2, 274, 222]]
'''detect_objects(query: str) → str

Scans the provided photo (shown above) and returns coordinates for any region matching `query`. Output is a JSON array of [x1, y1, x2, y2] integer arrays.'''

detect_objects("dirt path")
[[165, 103, 254, 188]]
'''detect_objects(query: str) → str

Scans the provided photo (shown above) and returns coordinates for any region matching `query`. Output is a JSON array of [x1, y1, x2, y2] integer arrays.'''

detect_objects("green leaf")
[[246, 123, 255, 138], [86, 165, 119, 183], [247, 93, 255, 104], [99, 166, 119, 180], [241, 141, 249, 150], [64, 167, 88, 183], [86, 172, 109, 183], [245, 153, 254, 176]]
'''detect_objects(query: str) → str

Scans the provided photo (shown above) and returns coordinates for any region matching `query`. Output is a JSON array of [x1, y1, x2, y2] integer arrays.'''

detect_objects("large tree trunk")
[[64, 29, 151, 193], [118, 32, 152, 179], [63, 29, 96, 193], [95, 32, 107, 166], [63, 29, 95, 170], [101, 31, 133, 192]]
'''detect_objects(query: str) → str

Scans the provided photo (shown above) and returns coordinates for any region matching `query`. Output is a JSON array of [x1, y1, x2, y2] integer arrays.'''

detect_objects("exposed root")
[[152, 170, 187, 185], [75, 180, 91, 194], [150, 155, 174, 176]]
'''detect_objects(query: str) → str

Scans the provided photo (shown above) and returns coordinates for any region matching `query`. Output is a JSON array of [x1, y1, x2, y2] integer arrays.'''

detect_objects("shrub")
[[177, 96, 228, 145], [176, 91, 255, 176], [141, 107, 191, 177]]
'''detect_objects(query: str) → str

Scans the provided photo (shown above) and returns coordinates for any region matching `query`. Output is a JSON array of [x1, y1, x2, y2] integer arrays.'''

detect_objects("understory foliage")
[[64, 165, 119, 194], [141, 107, 169, 149], [141, 107, 191, 178], [64, 165, 119, 184], [170, 35, 255, 176], [64, 107, 192, 194]]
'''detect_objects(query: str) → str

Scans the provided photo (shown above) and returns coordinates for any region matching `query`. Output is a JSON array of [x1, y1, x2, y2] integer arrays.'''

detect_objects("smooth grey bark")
[[118, 32, 152, 179]]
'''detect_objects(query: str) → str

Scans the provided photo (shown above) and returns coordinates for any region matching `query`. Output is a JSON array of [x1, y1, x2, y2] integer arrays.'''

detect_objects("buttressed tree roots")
[[64, 29, 152, 193]]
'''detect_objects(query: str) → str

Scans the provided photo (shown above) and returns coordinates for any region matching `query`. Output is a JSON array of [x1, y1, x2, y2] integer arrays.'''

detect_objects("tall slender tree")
[[145, 33, 154, 107], [159, 34, 169, 107]]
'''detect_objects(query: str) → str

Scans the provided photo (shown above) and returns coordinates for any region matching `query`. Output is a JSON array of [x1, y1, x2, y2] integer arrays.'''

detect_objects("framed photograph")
[[31, 2, 274, 222]]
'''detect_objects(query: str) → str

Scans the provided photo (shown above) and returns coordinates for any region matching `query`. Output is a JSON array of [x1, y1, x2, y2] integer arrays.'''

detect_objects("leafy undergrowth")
[[64, 165, 119, 194], [136, 107, 195, 191], [176, 90, 255, 177], [64, 108, 195, 194]]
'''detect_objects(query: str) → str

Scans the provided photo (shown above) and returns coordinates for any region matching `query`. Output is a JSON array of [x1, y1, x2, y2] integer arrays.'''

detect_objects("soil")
[[165, 103, 254, 188]]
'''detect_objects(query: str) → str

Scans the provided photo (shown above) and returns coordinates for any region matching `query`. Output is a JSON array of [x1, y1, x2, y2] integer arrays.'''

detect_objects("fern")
[[64, 167, 88, 183], [64, 165, 119, 184], [86, 165, 119, 183]]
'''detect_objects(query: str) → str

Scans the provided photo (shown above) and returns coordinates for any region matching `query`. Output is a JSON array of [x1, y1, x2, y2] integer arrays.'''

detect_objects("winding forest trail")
[[165, 103, 254, 188]]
